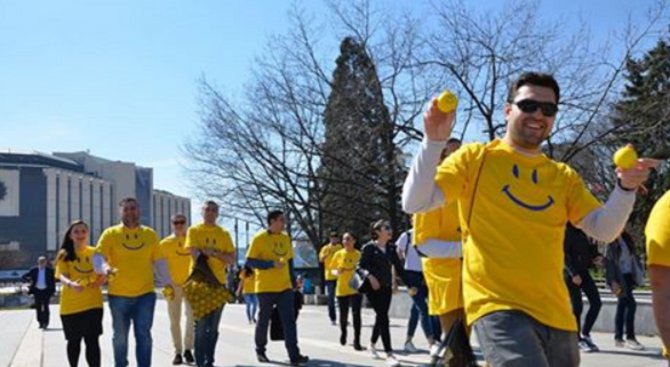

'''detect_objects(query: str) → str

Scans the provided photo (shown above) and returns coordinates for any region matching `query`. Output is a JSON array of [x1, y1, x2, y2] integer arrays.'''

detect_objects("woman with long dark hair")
[[55, 220, 105, 367], [356, 220, 406, 367]]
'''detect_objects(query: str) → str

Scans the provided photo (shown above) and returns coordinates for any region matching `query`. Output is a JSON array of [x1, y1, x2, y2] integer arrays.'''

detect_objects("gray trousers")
[[474, 310, 579, 367]]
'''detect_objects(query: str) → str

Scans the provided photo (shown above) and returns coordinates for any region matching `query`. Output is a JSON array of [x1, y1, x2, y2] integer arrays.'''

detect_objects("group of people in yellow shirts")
[[53, 199, 309, 367], [46, 71, 670, 367]]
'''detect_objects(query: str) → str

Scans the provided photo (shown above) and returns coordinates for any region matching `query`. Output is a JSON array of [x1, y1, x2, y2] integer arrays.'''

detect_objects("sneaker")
[[581, 335, 599, 352], [615, 339, 626, 348], [625, 339, 645, 351], [353, 342, 364, 351], [369, 343, 380, 359], [386, 355, 401, 367], [404, 340, 419, 353], [257, 352, 270, 363], [183, 350, 194, 364], [331, 320, 337, 326], [290, 354, 309, 366], [172, 354, 183, 365], [578, 340, 593, 353]]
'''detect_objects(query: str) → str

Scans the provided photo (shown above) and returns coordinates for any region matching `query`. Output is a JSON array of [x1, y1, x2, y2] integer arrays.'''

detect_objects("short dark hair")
[[171, 213, 186, 221], [267, 210, 284, 226], [507, 72, 560, 104], [447, 137, 462, 144], [203, 200, 219, 209], [118, 197, 138, 207]]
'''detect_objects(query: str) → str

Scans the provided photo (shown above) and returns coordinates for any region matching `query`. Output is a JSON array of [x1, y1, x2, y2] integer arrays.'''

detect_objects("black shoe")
[[353, 342, 364, 351], [183, 350, 194, 364], [290, 355, 309, 366], [257, 352, 270, 363], [340, 332, 347, 346], [172, 354, 183, 365]]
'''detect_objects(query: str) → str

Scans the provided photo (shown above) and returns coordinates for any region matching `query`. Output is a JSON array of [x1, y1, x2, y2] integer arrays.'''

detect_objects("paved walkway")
[[0, 301, 666, 366]]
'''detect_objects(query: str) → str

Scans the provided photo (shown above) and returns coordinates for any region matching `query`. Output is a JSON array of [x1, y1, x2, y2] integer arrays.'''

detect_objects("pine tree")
[[318, 37, 403, 244], [610, 38, 670, 239]]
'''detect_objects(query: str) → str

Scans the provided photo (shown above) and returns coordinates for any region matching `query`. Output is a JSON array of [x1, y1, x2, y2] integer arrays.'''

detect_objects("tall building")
[[0, 150, 190, 267]]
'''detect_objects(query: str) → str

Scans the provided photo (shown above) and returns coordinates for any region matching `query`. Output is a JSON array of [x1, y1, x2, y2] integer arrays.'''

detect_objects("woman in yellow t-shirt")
[[55, 220, 105, 367], [237, 265, 257, 324], [331, 232, 363, 351]]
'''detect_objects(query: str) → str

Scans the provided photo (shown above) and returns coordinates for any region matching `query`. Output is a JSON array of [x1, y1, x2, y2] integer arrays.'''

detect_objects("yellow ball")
[[437, 90, 459, 113], [613, 145, 638, 170]]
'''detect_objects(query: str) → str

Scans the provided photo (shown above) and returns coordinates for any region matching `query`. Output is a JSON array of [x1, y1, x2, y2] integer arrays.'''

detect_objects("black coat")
[[356, 241, 407, 290], [22, 266, 56, 296], [564, 224, 600, 276]]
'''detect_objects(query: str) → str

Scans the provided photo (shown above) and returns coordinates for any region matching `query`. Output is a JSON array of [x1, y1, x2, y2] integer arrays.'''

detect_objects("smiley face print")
[[73, 256, 94, 274], [122, 233, 146, 251], [175, 240, 191, 256], [341, 255, 357, 271], [272, 241, 288, 257], [501, 164, 555, 212]]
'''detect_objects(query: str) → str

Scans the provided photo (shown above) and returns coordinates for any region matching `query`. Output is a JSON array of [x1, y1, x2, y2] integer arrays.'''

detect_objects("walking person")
[[22, 255, 56, 329], [246, 210, 309, 366], [237, 265, 258, 324], [93, 197, 175, 367], [319, 230, 343, 325], [395, 227, 439, 353], [185, 201, 236, 367], [605, 230, 646, 351], [564, 223, 603, 352], [55, 220, 105, 367], [160, 213, 195, 365], [402, 72, 658, 366], [356, 220, 406, 366], [646, 190, 670, 365], [330, 232, 364, 351]]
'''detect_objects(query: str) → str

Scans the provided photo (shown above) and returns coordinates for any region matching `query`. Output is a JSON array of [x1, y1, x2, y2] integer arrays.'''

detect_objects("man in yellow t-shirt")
[[319, 230, 343, 325], [246, 210, 308, 366], [646, 190, 670, 358], [160, 213, 194, 365], [402, 72, 658, 366], [185, 201, 235, 367], [93, 197, 174, 367]]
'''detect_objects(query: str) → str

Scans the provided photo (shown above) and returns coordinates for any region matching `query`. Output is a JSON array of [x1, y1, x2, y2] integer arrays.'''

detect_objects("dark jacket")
[[356, 241, 406, 289], [564, 224, 600, 276], [605, 232, 645, 293], [22, 266, 56, 295]]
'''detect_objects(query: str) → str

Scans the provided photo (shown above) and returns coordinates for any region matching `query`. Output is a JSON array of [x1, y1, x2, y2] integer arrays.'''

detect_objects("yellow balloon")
[[613, 145, 638, 170], [437, 90, 459, 113]]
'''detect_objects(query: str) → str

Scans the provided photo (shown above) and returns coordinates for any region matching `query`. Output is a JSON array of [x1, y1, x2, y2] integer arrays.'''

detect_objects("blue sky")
[[0, 0, 660, 233]]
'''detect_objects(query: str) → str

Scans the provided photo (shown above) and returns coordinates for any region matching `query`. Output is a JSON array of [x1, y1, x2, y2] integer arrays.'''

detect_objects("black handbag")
[[348, 271, 372, 294]]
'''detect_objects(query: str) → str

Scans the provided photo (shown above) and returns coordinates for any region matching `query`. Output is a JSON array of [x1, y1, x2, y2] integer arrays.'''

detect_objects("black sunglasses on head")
[[512, 99, 558, 117]]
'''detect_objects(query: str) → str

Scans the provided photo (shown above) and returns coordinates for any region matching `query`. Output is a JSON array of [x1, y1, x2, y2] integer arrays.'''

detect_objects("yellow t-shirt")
[[330, 248, 361, 297], [413, 202, 464, 315], [160, 234, 191, 286], [56, 246, 104, 315], [435, 140, 601, 331], [246, 230, 294, 293], [185, 223, 235, 285], [646, 190, 670, 267], [320, 243, 343, 281], [96, 224, 162, 297], [240, 272, 256, 294]]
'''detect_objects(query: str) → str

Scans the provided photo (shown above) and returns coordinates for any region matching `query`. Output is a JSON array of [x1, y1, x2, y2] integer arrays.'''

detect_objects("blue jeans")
[[325, 280, 337, 322], [108, 292, 156, 367], [194, 306, 224, 367], [256, 290, 300, 360], [405, 271, 434, 340], [244, 294, 258, 322]]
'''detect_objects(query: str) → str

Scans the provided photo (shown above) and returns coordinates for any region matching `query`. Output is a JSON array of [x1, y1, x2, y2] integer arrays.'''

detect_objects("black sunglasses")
[[172, 220, 186, 225], [512, 99, 558, 117]]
